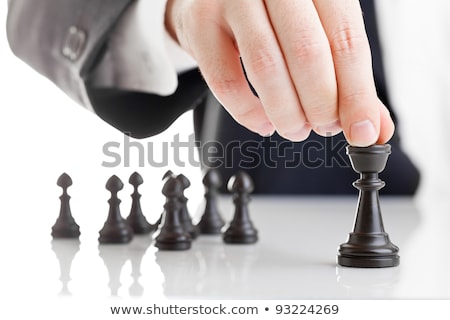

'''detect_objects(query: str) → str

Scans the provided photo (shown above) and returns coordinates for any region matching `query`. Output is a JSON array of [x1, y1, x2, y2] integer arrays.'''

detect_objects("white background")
[[1, 1, 450, 205], [1, 1, 450, 319]]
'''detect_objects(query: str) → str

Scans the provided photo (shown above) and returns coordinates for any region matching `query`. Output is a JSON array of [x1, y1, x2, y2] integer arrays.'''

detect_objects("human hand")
[[165, 0, 394, 146]]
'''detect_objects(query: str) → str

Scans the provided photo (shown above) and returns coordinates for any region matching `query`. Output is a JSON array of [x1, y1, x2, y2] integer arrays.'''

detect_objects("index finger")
[[314, 0, 394, 146]]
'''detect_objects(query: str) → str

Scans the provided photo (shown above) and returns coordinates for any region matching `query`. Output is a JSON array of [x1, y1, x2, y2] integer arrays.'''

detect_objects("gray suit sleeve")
[[7, 0, 134, 109], [6, 0, 208, 138]]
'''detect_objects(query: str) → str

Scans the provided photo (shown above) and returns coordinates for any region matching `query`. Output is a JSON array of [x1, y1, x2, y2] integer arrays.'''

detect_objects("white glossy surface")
[[2, 194, 450, 302], [2, 2, 450, 314]]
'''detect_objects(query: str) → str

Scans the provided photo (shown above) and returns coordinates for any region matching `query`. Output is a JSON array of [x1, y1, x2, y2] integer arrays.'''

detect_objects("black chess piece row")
[[154, 170, 258, 250], [52, 172, 157, 244], [51, 144, 398, 268], [51, 169, 259, 248]]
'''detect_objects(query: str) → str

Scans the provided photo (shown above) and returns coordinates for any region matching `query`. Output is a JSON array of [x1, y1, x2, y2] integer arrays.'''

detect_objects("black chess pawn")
[[337, 144, 399, 268], [177, 174, 199, 239], [51, 173, 80, 238], [154, 175, 191, 250], [126, 172, 157, 234], [223, 171, 258, 244], [197, 169, 225, 234], [151, 170, 175, 228], [98, 175, 133, 244]]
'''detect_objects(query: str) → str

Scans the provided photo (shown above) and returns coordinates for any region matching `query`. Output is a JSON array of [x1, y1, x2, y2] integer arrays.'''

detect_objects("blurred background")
[[1, 0, 450, 249], [1, 0, 450, 241], [0, 1, 205, 223]]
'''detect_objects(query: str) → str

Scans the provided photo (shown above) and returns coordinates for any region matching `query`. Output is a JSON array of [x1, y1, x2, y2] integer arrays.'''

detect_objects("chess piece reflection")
[[128, 236, 153, 297], [337, 144, 399, 268], [336, 266, 399, 298], [155, 249, 201, 296], [98, 244, 129, 296], [51, 239, 80, 296]]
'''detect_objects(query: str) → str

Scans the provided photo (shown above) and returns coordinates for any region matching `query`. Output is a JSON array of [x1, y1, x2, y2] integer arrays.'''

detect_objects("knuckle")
[[189, 0, 214, 18], [234, 106, 260, 122], [246, 46, 280, 76], [305, 101, 337, 121], [329, 24, 367, 58], [262, 102, 286, 119], [209, 77, 242, 97], [340, 90, 372, 107], [290, 34, 326, 65]]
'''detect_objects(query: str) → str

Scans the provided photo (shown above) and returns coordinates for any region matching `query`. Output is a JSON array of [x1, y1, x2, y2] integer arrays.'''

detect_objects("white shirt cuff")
[[91, 0, 198, 96]]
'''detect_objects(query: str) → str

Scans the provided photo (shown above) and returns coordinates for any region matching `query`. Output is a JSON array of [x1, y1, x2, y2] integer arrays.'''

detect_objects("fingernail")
[[258, 122, 275, 137], [315, 120, 342, 136], [350, 120, 377, 146], [283, 124, 311, 141]]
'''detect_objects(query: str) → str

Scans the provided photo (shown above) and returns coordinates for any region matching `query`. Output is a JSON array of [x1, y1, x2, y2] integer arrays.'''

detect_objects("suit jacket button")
[[62, 26, 87, 61]]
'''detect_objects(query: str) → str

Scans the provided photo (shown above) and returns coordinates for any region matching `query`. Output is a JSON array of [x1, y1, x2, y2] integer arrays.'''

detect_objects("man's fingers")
[[264, 0, 340, 137], [226, 0, 311, 141], [314, 0, 393, 146], [186, 15, 275, 136], [377, 101, 395, 144], [173, 0, 394, 144]]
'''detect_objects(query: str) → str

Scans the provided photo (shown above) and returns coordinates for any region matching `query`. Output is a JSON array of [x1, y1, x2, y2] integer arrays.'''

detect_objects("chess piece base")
[[51, 224, 80, 238], [337, 254, 399, 268], [337, 232, 399, 268], [155, 241, 191, 251], [223, 230, 258, 244], [154, 228, 192, 250], [99, 227, 133, 244]]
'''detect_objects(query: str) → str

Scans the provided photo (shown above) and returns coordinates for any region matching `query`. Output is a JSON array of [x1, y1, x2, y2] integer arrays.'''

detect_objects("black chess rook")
[[337, 144, 399, 268]]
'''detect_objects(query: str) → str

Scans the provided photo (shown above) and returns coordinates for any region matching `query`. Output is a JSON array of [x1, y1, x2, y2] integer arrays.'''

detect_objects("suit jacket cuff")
[[7, 0, 135, 111]]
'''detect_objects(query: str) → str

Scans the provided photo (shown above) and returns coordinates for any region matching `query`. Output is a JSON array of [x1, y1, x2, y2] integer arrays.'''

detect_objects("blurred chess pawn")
[[197, 169, 225, 235], [154, 175, 191, 250], [126, 172, 157, 234], [98, 175, 133, 244], [223, 171, 258, 244], [176, 173, 199, 239]]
